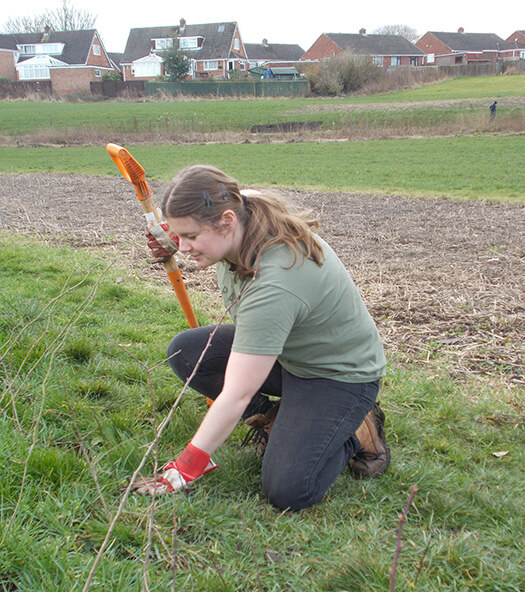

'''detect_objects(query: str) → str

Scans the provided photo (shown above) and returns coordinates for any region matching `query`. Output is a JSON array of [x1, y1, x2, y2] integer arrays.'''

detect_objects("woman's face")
[[167, 214, 239, 268]]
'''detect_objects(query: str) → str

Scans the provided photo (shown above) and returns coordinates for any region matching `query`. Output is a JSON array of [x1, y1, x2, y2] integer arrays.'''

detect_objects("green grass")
[[348, 74, 525, 103], [1, 233, 523, 591], [1, 135, 523, 202], [1, 76, 523, 136]]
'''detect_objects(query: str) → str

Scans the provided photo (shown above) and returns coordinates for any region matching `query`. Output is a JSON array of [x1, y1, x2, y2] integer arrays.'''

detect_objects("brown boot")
[[241, 402, 280, 455], [350, 403, 390, 478]]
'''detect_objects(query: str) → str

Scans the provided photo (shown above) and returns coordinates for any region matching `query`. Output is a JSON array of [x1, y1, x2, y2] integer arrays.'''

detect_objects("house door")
[[228, 61, 234, 71]]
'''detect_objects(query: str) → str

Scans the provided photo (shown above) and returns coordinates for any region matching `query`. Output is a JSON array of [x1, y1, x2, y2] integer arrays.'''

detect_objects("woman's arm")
[[191, 351, 278, 455]]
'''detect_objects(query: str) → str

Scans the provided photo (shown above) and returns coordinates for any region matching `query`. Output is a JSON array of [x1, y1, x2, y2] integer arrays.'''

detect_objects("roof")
[[326, 33, 425, 55], [427, 31, 505, 51], [121, 22, 241, 64], [0, 30, 98, 64], [244, 42, 304, 61]]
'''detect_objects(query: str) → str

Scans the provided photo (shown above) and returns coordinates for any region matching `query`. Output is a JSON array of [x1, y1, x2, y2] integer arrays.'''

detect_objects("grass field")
[[0, 134, 523, 202], [1, 76, 524, 137], [1, 235, 523, 592]]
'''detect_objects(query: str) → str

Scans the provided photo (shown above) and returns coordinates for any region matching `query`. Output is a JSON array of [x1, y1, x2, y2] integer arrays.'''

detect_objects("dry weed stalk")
[[390, 484, 418, 592], [1, 266, 107, 545], [67, 400, 111, 523], [82, 270, 257, 592]]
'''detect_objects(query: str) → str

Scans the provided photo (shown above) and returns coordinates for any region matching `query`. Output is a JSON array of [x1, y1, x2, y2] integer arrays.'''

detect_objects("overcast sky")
[[1, 0, 522, 53]]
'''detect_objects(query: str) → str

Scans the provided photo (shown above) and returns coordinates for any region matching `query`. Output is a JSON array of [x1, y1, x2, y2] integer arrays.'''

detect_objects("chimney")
[[180, 18, 186, 33], [359, 28, 366, 35], [458, 27, 465, 33], [41, 25, 51, 42], [262, 38, 269, 47]]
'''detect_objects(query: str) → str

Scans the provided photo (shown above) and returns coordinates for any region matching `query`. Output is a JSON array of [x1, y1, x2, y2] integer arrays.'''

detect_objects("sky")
[[0, 0, 522, 53]]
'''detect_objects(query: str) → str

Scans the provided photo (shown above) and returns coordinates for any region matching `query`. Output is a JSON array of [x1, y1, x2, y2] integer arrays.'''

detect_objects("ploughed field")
[[1, 173, 522, 388]]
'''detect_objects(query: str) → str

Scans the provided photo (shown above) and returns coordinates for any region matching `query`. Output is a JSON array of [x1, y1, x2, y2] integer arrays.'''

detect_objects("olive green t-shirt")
[[215, 237, 386, 383]]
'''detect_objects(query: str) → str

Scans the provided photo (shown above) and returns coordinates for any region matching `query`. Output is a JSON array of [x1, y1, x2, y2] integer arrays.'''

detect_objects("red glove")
[[133, 443, 218, 495], [146, 222, 179, 262]]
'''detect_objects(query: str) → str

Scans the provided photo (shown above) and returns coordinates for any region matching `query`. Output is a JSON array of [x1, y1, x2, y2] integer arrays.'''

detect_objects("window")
[[18, 45, 36, 54], [93, 44, 101, 56], [427, 53, 435, 64], [179, 37, 201, 50], [153, 38, 173, 50], [391, 56, 401, 66], [218, 24, 225, 33], [94, 69, 101, 77], [410, 56, 418, 66], [372, 56, 384, 66], [455, 54, 463, 64], [17, 43, 64, 55], [133, 62, 162, 77], [18, 65, 50, 79], [203, 61, 218, 71], [233, 38, 240, 51]]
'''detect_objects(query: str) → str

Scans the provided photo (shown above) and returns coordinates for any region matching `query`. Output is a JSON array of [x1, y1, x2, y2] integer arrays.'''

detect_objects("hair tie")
[[203, 190, 212, 209], [242, 194, 249, 206], [219, 183, 228, 201]]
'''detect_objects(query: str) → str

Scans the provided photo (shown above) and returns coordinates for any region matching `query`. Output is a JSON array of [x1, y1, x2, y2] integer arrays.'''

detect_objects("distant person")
[[489, 101, 497, 121], [133, 164, 390, 510]]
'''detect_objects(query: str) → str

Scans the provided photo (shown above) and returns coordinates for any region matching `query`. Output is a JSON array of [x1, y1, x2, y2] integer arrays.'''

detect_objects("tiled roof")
[[429, 32, 505, 51], [121, 22, 240, 63], [0, 29, 97, 64], [327, 33, 425, 55], [245, 42, 304, 61]]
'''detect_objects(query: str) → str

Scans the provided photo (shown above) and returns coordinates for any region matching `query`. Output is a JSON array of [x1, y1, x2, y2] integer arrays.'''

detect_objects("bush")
[[102, 71, 122, 81], [307, 52, 381, 96]]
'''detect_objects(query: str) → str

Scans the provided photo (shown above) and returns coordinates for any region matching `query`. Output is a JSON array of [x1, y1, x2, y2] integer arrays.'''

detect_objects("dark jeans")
[[167, 324, 379, 510]]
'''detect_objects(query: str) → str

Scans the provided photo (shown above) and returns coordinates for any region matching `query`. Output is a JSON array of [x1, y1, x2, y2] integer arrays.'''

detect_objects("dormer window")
[[179, 36, 203, 50], [218, 24, 225, 33], [17, 43, 64, 56], [153, 38, 173, 51]]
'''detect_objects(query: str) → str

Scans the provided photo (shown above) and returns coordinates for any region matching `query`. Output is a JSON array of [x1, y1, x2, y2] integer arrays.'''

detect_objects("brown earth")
[[0, 173, 523, 393]]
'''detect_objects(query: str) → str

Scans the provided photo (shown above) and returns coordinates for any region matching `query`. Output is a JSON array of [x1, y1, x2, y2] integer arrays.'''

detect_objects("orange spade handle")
[[106, 143, 199, 329], [106, 143, 151, 201], [164, 260, 199, 328]]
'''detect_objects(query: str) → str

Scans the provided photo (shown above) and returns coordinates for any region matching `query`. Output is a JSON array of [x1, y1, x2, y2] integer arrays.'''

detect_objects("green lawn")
[[1, 135, 523, 202], [1, 234, 523, 592]]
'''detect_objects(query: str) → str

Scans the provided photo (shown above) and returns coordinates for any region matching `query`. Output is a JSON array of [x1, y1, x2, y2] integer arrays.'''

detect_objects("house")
[[244, 39, 304, 69], [301, 29, 425, 66], [503, 31, 525, 60], [416, 28, 507, 65], [506, 30, 525, 44], [0, 28, 115, 94], [121, 19, 248, 80]]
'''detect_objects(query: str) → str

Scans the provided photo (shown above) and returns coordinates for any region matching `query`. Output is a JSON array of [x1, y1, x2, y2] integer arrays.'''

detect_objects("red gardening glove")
[[133, 443, 218, 495], [146, 222, 179, 262]]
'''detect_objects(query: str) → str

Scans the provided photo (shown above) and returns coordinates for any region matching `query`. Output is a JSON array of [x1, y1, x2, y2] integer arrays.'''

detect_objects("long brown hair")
[[162, 165, 323, 277]]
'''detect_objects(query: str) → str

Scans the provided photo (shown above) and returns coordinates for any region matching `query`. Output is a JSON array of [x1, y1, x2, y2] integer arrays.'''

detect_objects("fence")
[[90, 80, 146, 98], [0, 80, 52, 99], [145, 79, 310, 98]]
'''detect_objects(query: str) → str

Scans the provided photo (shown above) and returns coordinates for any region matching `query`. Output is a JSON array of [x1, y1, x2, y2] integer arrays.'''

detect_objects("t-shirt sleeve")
[[231, 284, 308, 355]]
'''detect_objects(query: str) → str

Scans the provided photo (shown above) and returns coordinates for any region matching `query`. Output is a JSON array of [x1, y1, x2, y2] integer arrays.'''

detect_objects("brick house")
[[503, 31, 525, 60], [0, 28, 115, 93], [121, 19, 248, 80], [244, 39, 305, 69], [416, 28, 507, 65], [301, 29, 425, 66]]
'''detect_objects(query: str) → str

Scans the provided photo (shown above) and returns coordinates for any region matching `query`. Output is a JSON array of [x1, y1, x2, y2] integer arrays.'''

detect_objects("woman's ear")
[[219, 209, 237, 231]]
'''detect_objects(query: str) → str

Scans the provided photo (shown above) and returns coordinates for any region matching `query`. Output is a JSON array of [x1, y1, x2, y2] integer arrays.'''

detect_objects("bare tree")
[[372, 25, 419, 43], [2, 1, 96, 33]]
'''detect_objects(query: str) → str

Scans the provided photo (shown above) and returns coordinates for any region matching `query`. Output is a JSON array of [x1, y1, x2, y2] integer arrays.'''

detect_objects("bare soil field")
[[0, 173, 523, 393]]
